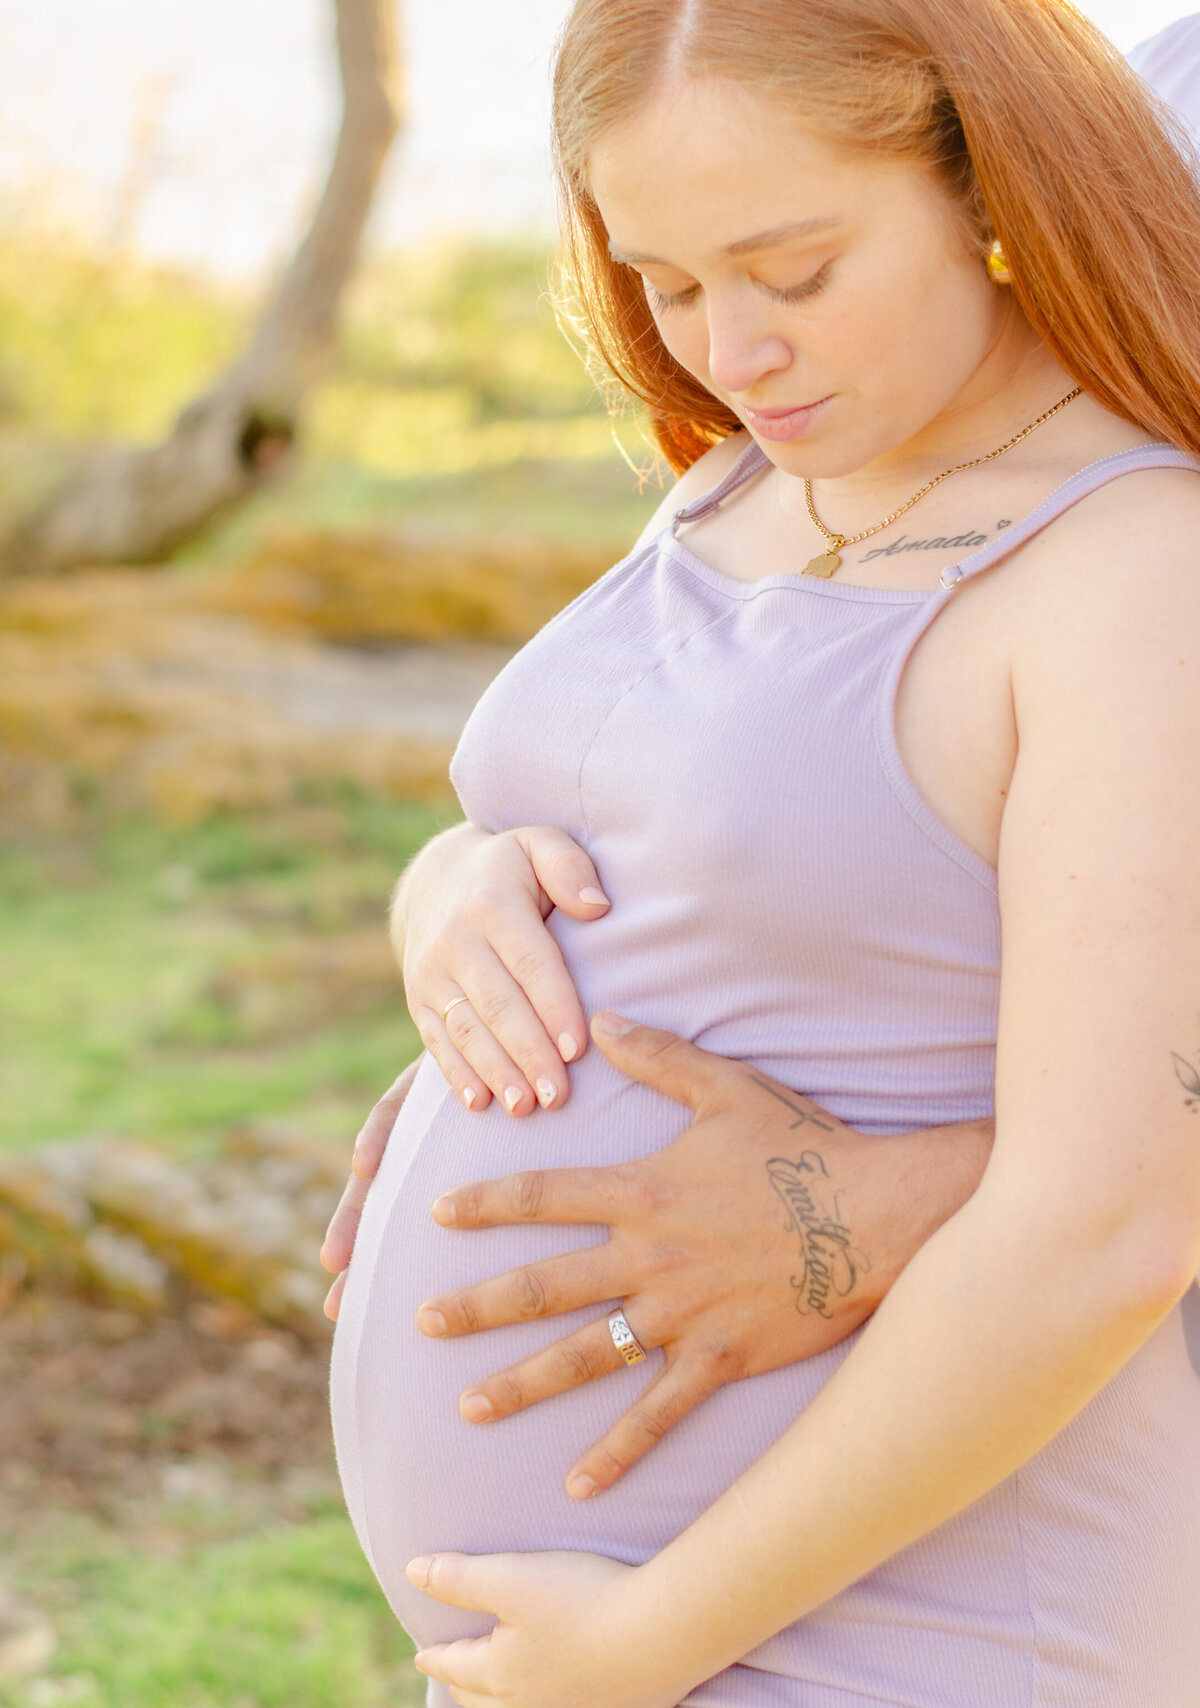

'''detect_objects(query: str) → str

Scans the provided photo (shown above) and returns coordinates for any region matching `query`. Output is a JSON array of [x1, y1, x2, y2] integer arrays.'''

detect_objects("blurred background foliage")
[[0, 0, 1174, 1692], [0, 234, 650, 536], [0, 226, 659, 1150], [0, 166, 660, 1708]]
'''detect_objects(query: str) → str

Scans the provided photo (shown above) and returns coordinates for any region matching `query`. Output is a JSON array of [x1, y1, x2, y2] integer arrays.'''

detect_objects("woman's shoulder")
[[1009, 448, 1200, 696], [1033, 447, 1200, 591], [630, 431, 752, 552]]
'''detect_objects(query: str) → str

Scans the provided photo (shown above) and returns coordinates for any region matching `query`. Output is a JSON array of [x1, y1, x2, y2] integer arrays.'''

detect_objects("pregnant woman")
[[327, 1, 1200, 1702]]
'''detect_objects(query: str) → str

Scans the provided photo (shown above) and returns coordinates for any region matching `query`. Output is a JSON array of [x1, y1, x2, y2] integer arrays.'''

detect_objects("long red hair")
[[551, 0, 1200, 472]]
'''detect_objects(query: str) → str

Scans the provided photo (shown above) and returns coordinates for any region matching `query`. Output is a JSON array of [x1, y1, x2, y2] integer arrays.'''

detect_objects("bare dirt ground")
[[0, 1285, 338, 1530]]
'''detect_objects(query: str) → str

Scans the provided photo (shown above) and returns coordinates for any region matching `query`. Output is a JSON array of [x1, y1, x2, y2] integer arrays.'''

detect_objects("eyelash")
[[645, 264, 832, 313]]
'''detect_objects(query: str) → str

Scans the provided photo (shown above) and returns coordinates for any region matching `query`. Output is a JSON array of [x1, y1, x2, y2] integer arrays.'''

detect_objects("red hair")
[[551, 0, 1200, 471]]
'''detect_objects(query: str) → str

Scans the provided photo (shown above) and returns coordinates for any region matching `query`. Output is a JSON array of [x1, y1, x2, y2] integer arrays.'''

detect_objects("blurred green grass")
[[0, 1509, 421, 1708], [0, 796, 452, 1154]]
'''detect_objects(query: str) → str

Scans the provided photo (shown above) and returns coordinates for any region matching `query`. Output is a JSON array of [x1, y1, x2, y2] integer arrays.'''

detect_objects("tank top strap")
[[669, 438, 771, 535], [669, 438, 1200, 571], [939, 443, 1200, 590]]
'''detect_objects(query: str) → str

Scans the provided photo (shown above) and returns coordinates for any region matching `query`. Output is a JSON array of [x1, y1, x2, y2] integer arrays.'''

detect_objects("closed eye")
[[766, 262, 832, 304], [643, 262, 832, 314], [644, 281, 701, 312]]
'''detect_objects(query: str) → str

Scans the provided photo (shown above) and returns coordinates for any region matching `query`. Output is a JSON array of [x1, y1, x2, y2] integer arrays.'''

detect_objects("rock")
[[0, 567, 507, 827], [0, 1151, 93, 1238], [0, 1127, 348, 1338], [79, 1226, 169, 1313], [0, 1589, 56, 1680], [203, 523, 611, 646], [0, 1253, 29, 1311], [0, 1622, 56, 1678], [26, 1678, 98, 1706], [90, 1309, 144, 1344], [160, 1458, 231, 1504], [238, 1336, 297, 1372]]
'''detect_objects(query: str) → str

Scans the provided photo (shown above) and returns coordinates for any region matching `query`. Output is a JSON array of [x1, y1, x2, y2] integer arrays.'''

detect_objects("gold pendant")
[[803, 551, 842, 579]]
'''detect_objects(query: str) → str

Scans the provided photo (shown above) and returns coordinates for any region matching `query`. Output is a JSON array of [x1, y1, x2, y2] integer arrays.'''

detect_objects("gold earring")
[[986, 238, 1013, 284]]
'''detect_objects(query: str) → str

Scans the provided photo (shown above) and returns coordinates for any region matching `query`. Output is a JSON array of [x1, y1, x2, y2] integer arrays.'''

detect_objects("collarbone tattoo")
[[858, 517, 1012, 564]]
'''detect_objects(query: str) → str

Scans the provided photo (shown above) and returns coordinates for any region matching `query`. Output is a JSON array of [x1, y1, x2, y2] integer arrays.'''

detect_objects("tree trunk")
[[3, 0, 402, 578]]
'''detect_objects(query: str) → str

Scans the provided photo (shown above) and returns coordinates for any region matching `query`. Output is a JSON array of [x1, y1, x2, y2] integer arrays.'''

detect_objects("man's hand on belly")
[[413, 1014, 995, 1500]]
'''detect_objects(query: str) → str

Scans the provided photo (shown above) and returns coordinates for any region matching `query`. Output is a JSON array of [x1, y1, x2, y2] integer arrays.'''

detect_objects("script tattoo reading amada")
[[749, 1076, 871, 1318]]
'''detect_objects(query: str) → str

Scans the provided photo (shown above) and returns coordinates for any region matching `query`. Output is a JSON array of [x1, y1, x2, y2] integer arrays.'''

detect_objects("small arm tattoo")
[[1172, 1039, 1200, 1112], [766, 1150, 871, 1318]]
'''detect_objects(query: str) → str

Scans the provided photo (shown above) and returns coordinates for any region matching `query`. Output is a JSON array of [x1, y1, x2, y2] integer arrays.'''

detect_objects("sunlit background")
[[0, 4, 1193, 1707], [0, 0, 1176, 279]]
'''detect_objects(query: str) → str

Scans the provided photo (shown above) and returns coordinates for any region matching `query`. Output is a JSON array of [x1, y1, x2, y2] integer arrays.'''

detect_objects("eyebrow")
[[609, 216, 841, 266]]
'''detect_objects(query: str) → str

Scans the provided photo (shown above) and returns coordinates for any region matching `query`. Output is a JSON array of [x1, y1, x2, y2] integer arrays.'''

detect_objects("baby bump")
[[329, 1050, 854, 1648]]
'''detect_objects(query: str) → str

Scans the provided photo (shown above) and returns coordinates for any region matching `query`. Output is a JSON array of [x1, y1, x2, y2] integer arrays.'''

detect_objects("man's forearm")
[[617, 1177, 1191, 1696]]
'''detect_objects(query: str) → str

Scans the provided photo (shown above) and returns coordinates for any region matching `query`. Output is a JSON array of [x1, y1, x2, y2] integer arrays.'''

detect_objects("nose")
[[704, 292, 792, 397]]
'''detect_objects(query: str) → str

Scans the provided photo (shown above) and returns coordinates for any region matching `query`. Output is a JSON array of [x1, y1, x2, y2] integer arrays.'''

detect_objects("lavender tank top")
[[331, 442, 1200, 1708]]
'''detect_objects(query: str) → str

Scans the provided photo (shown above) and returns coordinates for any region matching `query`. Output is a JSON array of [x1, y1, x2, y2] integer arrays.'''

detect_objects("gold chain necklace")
[[801, 387, 1083, 578]]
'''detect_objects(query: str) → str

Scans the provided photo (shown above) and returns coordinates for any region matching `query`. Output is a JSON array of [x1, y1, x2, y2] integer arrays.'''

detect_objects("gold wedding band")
[[608, 1310, 647, 1366], [442, 994, 470, 1024]]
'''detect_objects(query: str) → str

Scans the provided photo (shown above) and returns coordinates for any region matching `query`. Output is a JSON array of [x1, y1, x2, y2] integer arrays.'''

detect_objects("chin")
[[744, 430, 874, 483]]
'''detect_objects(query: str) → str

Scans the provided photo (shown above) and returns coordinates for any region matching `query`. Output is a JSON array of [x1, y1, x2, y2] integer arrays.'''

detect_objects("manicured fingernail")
[[431, 1196, 456, 1225], [407, 1559, 432, 1588], [579, 885, 610, 906], [594, 1010, 635, 1037], [557, 1030, 578, 1062], [535, 1076, 557, 1108], [460, 1392, 494, 1423], [461, 1085, 477, 1109], [566, 1473, 597, 1500], [503, 1085, 523, 1113], [416, 1306, 447, 1337]]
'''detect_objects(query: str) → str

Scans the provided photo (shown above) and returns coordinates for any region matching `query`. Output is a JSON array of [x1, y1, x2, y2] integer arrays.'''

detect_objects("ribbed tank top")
[[331, 440, 1200, 1707]]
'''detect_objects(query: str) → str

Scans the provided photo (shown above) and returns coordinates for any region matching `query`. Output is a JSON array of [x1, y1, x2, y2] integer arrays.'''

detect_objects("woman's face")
[[588, 77, 1038, 479]]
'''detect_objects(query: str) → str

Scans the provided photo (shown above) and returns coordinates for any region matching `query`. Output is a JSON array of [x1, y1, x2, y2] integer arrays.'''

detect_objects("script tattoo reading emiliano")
[[749, 1076, 870, 1318]]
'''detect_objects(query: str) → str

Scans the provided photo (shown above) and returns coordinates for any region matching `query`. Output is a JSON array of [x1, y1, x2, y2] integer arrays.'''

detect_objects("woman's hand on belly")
[[395, 821, 610, 1116], [408, 1549, 689, 1708], [415, 1014, 996, 1500]]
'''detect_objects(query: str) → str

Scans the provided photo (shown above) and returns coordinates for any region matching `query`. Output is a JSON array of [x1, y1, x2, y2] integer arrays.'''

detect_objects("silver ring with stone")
[[442, 994, 470, 1024], [608, 1310, 647, 1365]]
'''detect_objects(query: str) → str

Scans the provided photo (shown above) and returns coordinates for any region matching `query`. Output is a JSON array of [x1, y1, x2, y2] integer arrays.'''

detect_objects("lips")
[[739, 395, 833, 443]]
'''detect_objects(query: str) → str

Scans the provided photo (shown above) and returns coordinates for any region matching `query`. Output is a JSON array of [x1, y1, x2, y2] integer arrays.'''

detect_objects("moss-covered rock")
[[0, 1125, 346, 1336]]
